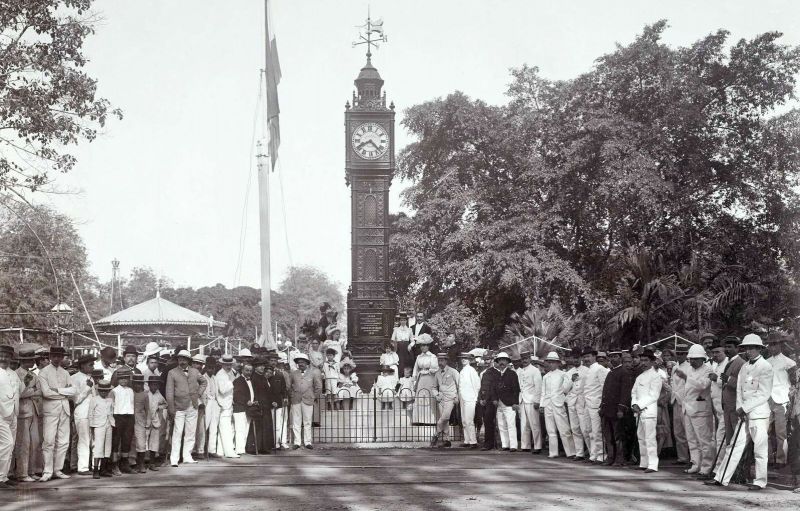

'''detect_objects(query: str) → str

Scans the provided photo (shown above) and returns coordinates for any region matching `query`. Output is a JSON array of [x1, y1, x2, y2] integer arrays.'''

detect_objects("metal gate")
[[311, 389, 464, 445]]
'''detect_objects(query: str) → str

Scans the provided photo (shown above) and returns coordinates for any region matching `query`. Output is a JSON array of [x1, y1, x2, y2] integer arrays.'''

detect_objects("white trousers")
[[42, 409, 70, 476], [717, 417, 769, 488], [291, 403, 313, 446], [684, 412, 714, 474], [460, 400, 477, 445], [0, 414, 16, 483], [587, 406, 604, 461], [672, 402, 689, 462], [74, 418, 91, 472], [14, 415, 34, 477], [637, 417, 659, 470], [274, 407, 289, 447], [519, 402, 543, 450], [233, 412, 251, 454], [578, 401, 594, 457], [544, 404, 574, 457], [194, 407, 206, 454], [170, 408, 197, 465], [712, 397, 725, 448], [217, 407, 237, 457], [205, 400, 220, 455], [496, 402, 518, 449], [567, 404, 588, 457]]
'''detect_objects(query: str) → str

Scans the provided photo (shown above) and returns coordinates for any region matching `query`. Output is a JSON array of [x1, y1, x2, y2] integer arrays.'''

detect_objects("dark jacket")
[[495, 368, 520, 406], [252, 372, 270, 408], [232, 375, 255, 414], [479, 366, 501, 402], [267, 372, 288, 406], [599, 365, 633, 418]]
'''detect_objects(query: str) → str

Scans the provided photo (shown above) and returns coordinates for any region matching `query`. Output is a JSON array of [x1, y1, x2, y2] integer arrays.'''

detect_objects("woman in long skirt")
[[412, 334, 438, 425]]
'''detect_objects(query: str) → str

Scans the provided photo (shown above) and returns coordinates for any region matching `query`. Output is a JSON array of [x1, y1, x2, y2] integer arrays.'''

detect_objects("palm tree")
[[608, 248, 684, 346], [504, 304, 567, 358]]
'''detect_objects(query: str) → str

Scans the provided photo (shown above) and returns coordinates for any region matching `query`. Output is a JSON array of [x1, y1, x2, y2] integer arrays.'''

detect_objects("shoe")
[[77, 470, 91, 476], [480, 447, 491, 451], [148, 452, 160, 471], [574, 456, 585, 461], [644, 468, 657, 473], [92, 468, 100, 480], [119, 458, 133, 474], [305, 445, 314, 450], [637, 466, 647, 471], [208, 453, 223, 459], [747, 484, 764, 491], [39, 473, 52, 482], [171, 463, 178, 467], [676, 459, 690, 465], [703, 480, 722, 486], [54, 471, 70, 480], [184, 458, 198, 464], [100, 459, 113, 478], [684, 466, 699, 474], [460, 444, 470, 448], [443, 441, 452, 448], [509, 448, 517, 452], [469, 444, 478, 449], [548, 455, 559, 458], [292, 445, 301, 450], [0, 481, 14, 490], [602, 460, 615, 466], [19, 476, 36, 483], [136, 453, 147, 473], [534, 450, 543, 455], [502, 448, 510, 452]]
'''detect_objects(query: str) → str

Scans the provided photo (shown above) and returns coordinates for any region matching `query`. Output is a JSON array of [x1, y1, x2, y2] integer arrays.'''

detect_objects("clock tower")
[[345, 17, 396, 386]]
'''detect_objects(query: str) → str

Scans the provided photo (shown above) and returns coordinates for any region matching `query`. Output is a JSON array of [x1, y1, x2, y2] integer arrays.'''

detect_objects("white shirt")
[[631, 367, 663, 419], [516, 364, 543, 404], [458, 364, 481, 402], [768, 353, 796, 403], [111, 385, 134, 415], [710, 357, 728, 403], [565, 365, 588, 407], [70, 371, 95, 420], [540, 369, 569, 409], [738, 356, 774, 419], [0, 367, 21, 419], [670, 360, 691, 405], [583, 362, 609, 408]]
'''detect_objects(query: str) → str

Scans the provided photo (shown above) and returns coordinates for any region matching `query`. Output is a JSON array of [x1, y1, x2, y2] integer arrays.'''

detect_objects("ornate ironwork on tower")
[[345, 13, 396, 383]]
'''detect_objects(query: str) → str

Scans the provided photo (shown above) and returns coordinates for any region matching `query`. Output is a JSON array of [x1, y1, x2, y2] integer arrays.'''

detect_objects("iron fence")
[[278, 388, 463, 445]]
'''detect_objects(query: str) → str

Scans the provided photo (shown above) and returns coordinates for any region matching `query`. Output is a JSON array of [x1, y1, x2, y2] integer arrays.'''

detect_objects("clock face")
[[351, 122, 389, 160]]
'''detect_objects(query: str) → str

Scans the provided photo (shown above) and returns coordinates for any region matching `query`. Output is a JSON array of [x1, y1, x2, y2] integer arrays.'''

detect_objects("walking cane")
[[709, 435, 726, 476], [720, 419, 744, 482]]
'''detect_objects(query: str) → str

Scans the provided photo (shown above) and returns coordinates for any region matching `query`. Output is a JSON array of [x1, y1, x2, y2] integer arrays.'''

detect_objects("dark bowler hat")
[[582, 346, 597, 356], [49, 346, 67, 357], [76, 354, 97, 366], [132, 373, 145, 383], [115, 366, 133, 378], [722, 335, 740, 346], [91, 369, 104, 379], [123, 345, 139, 356], [570, 348, 583, 358], [100, 347, 117, 358], [147, 375, 161, 384], [642, 349, 656, 361], [675, 342, 690, 353], [0, 345, 14, 356]]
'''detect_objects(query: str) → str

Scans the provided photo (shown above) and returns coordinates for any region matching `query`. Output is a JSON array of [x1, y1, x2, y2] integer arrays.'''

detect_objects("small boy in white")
[[89, 380, 114, 478], [322, 349, 340, 410], [398, 367, 415, 418], [145, 375, 167, 471]]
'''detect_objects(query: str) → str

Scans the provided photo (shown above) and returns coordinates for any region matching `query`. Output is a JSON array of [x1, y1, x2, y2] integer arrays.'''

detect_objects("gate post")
[[373, 391, 378, 442]]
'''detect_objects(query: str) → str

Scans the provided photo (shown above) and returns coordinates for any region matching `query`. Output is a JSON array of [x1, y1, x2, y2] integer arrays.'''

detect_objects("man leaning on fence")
[[433, 353, 460, 448]]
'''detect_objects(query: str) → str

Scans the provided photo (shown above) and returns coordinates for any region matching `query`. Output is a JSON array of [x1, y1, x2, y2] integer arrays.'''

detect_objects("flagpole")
[[256, 141, 273, 349]]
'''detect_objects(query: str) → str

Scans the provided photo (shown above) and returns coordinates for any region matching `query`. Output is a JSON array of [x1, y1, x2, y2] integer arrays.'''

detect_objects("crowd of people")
[[0, 313, 796, 493]]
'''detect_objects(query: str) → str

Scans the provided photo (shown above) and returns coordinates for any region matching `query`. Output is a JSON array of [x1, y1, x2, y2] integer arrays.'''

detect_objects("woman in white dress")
[[412, 334, 437, 425], [391, 312, 413, 373]]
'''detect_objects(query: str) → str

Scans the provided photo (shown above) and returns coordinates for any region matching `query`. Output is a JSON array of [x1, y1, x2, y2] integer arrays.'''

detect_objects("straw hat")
[[544, 352, 562, 363]]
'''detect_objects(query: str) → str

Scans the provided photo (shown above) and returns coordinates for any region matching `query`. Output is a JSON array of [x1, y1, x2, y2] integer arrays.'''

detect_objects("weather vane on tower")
[[352, 8, 387, 64]]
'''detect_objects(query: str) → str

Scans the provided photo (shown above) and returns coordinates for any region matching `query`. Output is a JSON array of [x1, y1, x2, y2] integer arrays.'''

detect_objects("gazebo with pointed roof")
[[95, 291, 225, 335]]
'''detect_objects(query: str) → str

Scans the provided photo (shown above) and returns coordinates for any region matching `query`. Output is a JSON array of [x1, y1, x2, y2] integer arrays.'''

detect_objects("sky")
[[44, 0, 800, 295]]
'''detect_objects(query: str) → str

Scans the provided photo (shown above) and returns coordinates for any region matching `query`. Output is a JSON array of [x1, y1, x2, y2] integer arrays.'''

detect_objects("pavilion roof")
[[94, 294, 225, 329]]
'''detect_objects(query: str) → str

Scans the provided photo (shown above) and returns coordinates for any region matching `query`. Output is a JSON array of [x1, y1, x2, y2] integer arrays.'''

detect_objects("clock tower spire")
[[345, 13, 396, 386]]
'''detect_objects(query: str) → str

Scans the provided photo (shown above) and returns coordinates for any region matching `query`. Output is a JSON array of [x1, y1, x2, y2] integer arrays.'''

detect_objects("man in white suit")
[[517, 351, 543, 454], [0, 345, 22, 489], [631, 349, 663, 473], [38, 346, 74, 482], [708, 334, 774, 490], [540, 352, 574, 458], [458, 352, 481, 448], [681, 344, 714, 476], [214, 355, 238, 458], [565, 348, 590, 460], [581, 348, 609, 462]]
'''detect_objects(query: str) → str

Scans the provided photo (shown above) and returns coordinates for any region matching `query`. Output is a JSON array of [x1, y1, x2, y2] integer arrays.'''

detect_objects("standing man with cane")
[[631, 349, 662, 473], [707, 334, 773, 490]]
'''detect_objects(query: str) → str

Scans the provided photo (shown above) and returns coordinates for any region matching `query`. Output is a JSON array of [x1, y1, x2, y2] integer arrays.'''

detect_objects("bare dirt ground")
[[7, 449, 800, 511]]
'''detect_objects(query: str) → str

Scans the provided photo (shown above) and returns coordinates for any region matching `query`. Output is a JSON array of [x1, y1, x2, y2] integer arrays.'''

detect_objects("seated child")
[[373, 365, 398, 410]]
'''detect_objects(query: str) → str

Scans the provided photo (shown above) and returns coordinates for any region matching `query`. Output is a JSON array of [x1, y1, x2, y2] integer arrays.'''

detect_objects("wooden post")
[[256, 142, 274, 349], [187, 335, 192, 352], [117, 334, 122, 354]]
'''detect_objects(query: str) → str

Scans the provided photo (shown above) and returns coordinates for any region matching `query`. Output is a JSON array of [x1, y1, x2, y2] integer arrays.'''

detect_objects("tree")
[[0, 203, 98, 330], [0, 0, 122, 193], [273, 266, 344, 339], [394, 22, 800, 343]]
